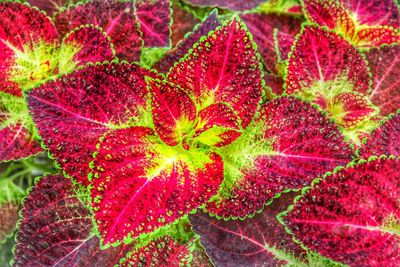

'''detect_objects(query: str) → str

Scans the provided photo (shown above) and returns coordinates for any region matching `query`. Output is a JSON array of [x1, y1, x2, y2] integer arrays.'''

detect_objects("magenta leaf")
[[340, 0, 400, 28], [135, 0, 172, 47], [27, 63, 156, 185], [0, 2, 58, 96], [91, 126, 224, 245], [120, 236, 192, 266], [148, 78, 197, 147], [184, 0, 266, 11], [27, 0, 80, 16], [366, 44, 400, 116], [206, 97, 354, 218], [281, 156, 400, 266], [286, 25, 376, 137], [154, 9, 222, 74], [241, 13, 304, 74], [170, 3, 199, 47], [168, 18, 263, 129], [14, 174, 132, 266], [61, 25, 115, 66], [0, 124, 41, 162], [359, 113, 400, 158], [303, 0, 400, 47], [191, 192, 306, 266], [54, 0, 142, 61]]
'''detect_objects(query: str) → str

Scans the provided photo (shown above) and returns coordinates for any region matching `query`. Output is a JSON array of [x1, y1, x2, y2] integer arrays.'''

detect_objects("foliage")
[[0, 0, 399, 266]]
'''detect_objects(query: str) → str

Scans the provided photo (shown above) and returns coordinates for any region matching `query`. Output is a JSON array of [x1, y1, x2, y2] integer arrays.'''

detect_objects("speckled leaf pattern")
[[168, 18, 263, 129], [54, 0, 142, 61], [366, 45, 400, 116], [286, 26, 373, 131], [154, 10, 221, 74], [14, 174, 132, 266], [170, 4, 198, 47], [303, 0, 400, 47], [191, 192, 306, 266], [282, 157, 400, 266], [359, 113, 400, 157], [241, 13, 304, 74], [91, 127, 224, 245], [0, 2, 58, 96], [120, 236, 192, 266], [27, 0, 80, 16], [61, 25, 115, 66], [185, 0, 265, 11], [0, 124, 41, 162], [148, 79, 197, 147], [27, 63, 156, 185], [206, 97, 354, 218], [135, 0, 171, 47]]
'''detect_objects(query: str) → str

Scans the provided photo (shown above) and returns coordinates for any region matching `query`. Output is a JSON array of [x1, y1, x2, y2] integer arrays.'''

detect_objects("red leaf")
[[54, 0, 142, 61], [168, 18, 263, 129], [27, 63, 156, 185], [0, 2, 58, 95], [148, 79, 197, 147], [91, 127, 224, 245], [206, 97, 354, 218], [366, 44, 400, 116], [360, 113, 400, 158], [328, 92, 378, 128], [14, 174, 132, 266], [120, 236, 192, 266], [27, 0, 80, 16], [0, 124, 41, 162], [135, 0, 172, 47], [62, 25, 115, 66], [191, 192, 306, 266], [154, 10, 221, 74], [356, 26, 400, 48], [241, 13, 304, 74], [286, 25, 370, 96], [304, 0, 400, 47], [170, 4, 199, 47], [281, 157, 400, 266], [185, 0, 266, 11]]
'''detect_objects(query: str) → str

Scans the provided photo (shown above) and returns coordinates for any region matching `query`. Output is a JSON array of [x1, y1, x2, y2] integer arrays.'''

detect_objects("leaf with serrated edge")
[[148, 79, 197, 147], [170, 3, 198, 47], [241, 12, 304, 74], [154, 9, 221, 74], [303, 0, 400, 47], [28, 0, 80, 16], [27, 63, 157, 185], [0, 2, 58, 96], [61, 25, 115, 68], [54, 0, 142, 61], [281, 157, 400, 266], [120, 236, 192, 266], [366, 44, 400, 116], [206, 97, 354, 218], [191, 192, 307, 266], [135, 0, 171, 48], [91, 127, 224, 246], [286, 25, 375, 138], [13, 174, 132, 266], [359, 113, 400, 157], [185, 0, 265, 11], [168, 18, 263, 130]]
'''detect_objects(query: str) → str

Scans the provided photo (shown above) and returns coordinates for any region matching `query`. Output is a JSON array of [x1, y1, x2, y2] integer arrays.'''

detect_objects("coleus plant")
[[1, 0, 400, 266]]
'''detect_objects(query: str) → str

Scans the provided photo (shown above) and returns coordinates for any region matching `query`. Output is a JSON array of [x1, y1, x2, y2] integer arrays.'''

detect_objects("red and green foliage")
[[1, 0, 400, 266]]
